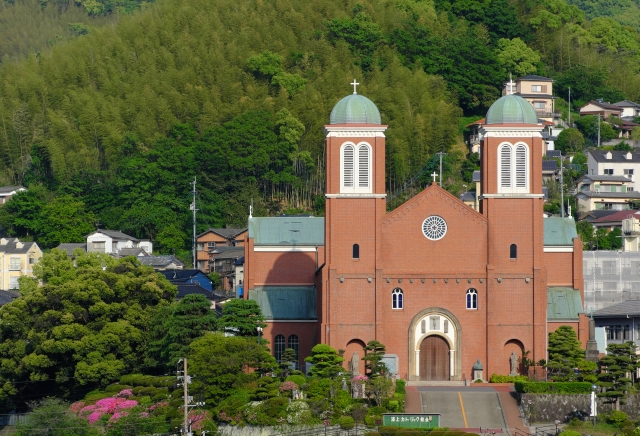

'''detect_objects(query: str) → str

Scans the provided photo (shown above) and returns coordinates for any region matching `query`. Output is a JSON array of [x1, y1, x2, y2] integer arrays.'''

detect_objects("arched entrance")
[[419, 335, 450, 380]]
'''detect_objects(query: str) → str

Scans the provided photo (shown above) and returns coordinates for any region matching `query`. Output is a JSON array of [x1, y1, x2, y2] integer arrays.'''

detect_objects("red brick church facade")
[[243, 91, 587, 381]]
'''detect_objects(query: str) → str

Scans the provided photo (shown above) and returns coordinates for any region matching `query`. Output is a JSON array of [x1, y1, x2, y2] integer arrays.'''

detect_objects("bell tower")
[[479, 94, 548, 372], [321, 83, 387, 349]]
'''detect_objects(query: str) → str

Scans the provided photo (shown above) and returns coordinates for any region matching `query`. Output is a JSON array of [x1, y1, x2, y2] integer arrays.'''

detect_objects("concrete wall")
[[520, 393, 640, 423]]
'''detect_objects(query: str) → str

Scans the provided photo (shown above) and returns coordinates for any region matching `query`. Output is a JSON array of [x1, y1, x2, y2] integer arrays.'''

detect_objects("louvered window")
[[343, 145, 354, 188], [516, 145, 527, 189], [500, 145, 512, 189], [358, 145, 369, 188]]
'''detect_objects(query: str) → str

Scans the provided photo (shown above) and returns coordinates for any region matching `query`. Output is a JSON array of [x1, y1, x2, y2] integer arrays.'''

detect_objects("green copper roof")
[[547, 287, 583, 320], [248, 217, 324, 245], [486, 94, 539, 124], [249, 286, 317, 320], [544, 217, 578, 246], [330, 94, 381, 124]]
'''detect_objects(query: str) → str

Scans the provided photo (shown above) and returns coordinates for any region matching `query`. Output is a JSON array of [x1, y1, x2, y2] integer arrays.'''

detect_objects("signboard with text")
[[382, 414, 441, 429]]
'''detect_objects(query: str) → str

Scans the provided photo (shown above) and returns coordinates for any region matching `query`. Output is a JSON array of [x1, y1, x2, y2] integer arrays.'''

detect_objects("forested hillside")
[[1, 0, 640, 259]]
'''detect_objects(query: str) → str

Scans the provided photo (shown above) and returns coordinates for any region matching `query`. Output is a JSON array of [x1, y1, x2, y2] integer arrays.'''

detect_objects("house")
[[577, 210, 620, 223], [589, 209, 640, 232], [502, 75, 560, 122], [579, 100, 623, 118], [612, 100, 640, 119], [592, 300, 640, 348], [542, 160, 559, 181], [86, 230, 153, 255], [209, 246, 244, 293], [622, 213, 640, 252], [158, 269, 213, 292], [0, 238, 42, 290], [195, 228, 247, 272], [234, 256, 244, 298], [608, 118, 639, 139], [244, 90, 586, 379], [138, 255, 184, 270], [459, 170, 480, 211], [587, 150, 640, 191], [0, 186, 26, 205], [0, 290, 19, 306], [576, 190, 640, 212], [56, 243, 88, 256]]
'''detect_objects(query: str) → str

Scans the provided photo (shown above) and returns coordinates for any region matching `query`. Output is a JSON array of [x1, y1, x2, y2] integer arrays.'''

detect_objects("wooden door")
[[419, 335, 450, 381]]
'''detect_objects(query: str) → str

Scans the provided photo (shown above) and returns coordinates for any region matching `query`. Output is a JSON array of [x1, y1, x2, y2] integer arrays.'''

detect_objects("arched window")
[[466, 289, 478, 310], [358, 144, 370, 189], [392, 288, 403, 309], [510, 244, 517, 259], [499, 144, 512, 190], [287, 334, 299, 369], [515, 144, 527, 189], [342, 144, 355, 189], [352, 244, 360, 259], [274, 334, 285, 363]]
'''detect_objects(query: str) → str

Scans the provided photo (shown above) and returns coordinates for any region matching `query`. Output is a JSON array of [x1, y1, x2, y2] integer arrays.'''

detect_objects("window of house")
[[392, 288, 403, 309], [603, 203, 613, 210], [352, 244, 360, 259], [29, 257, 36, 265], [207, 242, 216, 250], [605, 325, 628, 340], [197, 243, 204, 251], [510, 244, 517, 259], [531, 85, 542, 92], [466, 289, 478, 310], [341, 142, 372, 193], [628, 187, 635, 192], [287, 335, 299, 369], [625, 169, 634, 176], [8, 257, 20, 271], [91, 241, 105, 253], [604, 169, 614, 175], [8, 277, 19, 290], [603, 260, 617, 275], [274, 334, 286, 363], [533, 102, 545, 109]]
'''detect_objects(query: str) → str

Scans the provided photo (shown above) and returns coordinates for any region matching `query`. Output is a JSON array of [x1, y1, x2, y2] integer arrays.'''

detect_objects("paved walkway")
[[404, 385, 528, 435]]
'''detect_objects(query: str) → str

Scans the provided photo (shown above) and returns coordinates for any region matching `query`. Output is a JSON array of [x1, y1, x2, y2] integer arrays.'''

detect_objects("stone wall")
[[518, 394, 640, 424]]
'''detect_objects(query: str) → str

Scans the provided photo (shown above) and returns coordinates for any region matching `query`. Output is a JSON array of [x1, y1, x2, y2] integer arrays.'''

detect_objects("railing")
[[623, 218, 640, 234], [469, 135, 480, 144], [535, 424, 559, 436], [534, 110, 561, 118]]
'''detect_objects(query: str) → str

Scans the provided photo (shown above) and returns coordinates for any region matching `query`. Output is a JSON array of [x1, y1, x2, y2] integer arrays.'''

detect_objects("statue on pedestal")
[[510, 352, 518, 376], [351, 352, 360, 376]]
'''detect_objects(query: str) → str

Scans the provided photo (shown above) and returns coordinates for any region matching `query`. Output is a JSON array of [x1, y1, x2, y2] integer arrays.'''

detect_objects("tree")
[[149, 294, 218, 369], [363, 340, 387, 378], [366, 376, 393, 407], [208, 272, 222, 290], [555, 128, 585, 153], [547, 326, 585, 381], [36, 195, 96, 248], [608, 227, 623, 250], [496, 38, 540, 76], [16, 398, 98, 436], [576, 220, 595, 249], [217, 299, 266, 336], [598, 341, 640, 409], [305, 344, 345, 378], [188, 333, 277, 406], [575, 116, 618, 144], [0, 251, 176, 410], [280, 348, 298, 378]]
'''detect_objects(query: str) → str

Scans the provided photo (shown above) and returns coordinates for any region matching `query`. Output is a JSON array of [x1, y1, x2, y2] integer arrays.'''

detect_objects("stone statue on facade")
[[510, 351, 518, 376]]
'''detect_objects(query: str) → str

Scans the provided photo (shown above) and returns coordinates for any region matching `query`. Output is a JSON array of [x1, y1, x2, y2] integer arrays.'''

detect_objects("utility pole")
[[183, 358, 190, 436], [191, 178, 197, 269], [436, 152, 447, 188], [560, 154, 564, 218], [597, 114, 601, 147], [568, 87, 571, 127]]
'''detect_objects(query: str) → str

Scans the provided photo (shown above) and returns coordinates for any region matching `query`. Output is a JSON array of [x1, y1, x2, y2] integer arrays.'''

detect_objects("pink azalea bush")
[[116, 389, 133, 398], [279, 381, 298, 392], [72, 390, 168, 426], [352, 375, 368, 383], [190, 410, 211, 431]]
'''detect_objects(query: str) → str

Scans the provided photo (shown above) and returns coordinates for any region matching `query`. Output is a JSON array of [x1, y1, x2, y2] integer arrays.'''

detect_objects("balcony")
[[468, 135, 480, 144], [623, 218, 640, 235], [535, 110, 561, 118]]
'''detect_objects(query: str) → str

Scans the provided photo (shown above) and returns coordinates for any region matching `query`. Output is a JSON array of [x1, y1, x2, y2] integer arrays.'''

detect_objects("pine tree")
[[597, 341, 639, 409]]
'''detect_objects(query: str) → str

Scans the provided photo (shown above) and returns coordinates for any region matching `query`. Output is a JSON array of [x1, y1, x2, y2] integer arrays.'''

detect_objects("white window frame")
[[8, 257, 21, 271], [392, 288, 403, 309], [466, 289, 478, 310], [8, 276, 19, 290], [497, 142, 529, 194], [340, 142, 372, 194], [531, 85, 542, 92]]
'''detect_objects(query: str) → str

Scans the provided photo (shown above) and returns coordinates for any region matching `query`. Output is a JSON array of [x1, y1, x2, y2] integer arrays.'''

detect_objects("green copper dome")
[[330, 94, 381, 124], [486, 94, 539, 124]]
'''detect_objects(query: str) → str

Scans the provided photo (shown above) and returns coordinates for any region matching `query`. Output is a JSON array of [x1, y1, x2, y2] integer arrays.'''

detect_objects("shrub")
[[339, 416, 355, 430], [286, 375, 306, 387], [559, 431, 582, 436], [387, 400, 400, 412], [474, 379, 483, 383], [351, 403, 368, 422], [365, 414, 382, 427], [105, 384, 132, 393], [286, 401, 311, 425], [608, 410, 629, 425], [489, 374, 528, 383], [261, 397, 288, 418], [514, 381, 592, 394], [378, 426, 399, 435], [395, 379, 406, 394], [334, 390, 353, 414]]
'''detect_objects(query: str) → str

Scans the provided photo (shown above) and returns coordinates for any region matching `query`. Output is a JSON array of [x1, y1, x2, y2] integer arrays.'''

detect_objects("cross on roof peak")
[[351, 79, 359, 94], [431, 172, 438, 183]]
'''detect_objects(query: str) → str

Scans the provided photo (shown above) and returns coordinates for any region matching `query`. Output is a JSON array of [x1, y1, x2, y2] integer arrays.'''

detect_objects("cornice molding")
[[481, 193, 544, 198], [480, 130, 543, 138], [325, 193, 386, 198]]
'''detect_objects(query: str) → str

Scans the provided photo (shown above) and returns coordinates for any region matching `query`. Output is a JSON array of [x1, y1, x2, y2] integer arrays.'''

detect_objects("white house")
[[613, 100, 640, 119], [587, 150, 640, 192], [86, 230, 153, 255], [0, 186, 26, 205]]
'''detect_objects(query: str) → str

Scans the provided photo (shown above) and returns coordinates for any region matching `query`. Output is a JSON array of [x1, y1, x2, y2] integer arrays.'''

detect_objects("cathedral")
[[242, 87, 587, 381]]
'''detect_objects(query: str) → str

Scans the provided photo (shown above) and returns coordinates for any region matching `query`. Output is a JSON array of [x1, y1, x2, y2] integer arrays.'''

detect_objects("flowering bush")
[[352, 375, 368, 383], [286, 401, 311, 425], [116, 389, 133, 398], [279, 381, 298, 392], [190, 410, 212, 431], [69, 401, 85, 413], [72, 391, 170, 427]]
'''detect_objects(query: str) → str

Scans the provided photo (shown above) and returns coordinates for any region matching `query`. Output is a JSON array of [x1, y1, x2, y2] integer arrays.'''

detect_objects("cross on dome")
[[431, 172, 438, 183], [506, 73, 516, 95], [351, 79, 359, 94]]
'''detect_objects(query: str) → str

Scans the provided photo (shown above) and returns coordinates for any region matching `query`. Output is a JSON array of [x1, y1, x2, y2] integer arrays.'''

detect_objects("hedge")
[[489, 374, 528, 383], [514, 381, 592, 394], [395, 379, 406, 394]]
